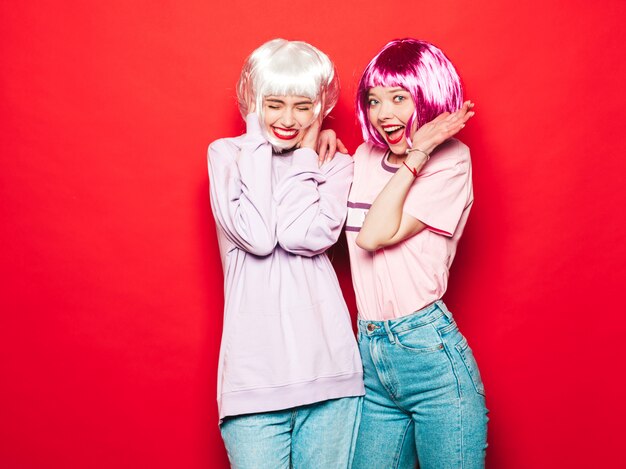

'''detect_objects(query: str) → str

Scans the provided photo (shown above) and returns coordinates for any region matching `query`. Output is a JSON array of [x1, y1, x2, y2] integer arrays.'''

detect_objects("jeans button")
[[367, 323, 376, 332]]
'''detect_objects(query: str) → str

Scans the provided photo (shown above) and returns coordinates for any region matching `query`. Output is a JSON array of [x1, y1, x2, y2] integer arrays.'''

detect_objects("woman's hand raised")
[[300, 118, 348, 167], [300, 117, 321, 152], [316, 129, 348, 167], [410, 100, 475, 155]]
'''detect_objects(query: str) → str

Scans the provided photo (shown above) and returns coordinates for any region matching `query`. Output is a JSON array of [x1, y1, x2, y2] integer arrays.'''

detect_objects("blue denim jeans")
[[353, 301, 488, 469], [220, 397, 362, 469]]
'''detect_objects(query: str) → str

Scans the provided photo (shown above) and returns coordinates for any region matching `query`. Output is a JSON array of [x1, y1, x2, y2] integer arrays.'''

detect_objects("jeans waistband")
[[358, 300, 453, 337]]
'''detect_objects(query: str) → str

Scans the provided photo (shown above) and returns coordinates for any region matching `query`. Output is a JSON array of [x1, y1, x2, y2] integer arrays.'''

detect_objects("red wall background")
[[2, 1, 625, 467]]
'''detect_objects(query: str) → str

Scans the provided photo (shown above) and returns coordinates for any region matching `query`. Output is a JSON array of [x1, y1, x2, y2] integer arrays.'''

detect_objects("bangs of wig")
[[237, 39, 339, 150], [356, 39, 463, 148]]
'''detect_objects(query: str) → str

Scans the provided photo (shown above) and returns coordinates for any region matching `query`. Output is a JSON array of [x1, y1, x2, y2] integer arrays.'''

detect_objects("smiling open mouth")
[[272, 127, 300, 140], [382, 125, 405, 144]]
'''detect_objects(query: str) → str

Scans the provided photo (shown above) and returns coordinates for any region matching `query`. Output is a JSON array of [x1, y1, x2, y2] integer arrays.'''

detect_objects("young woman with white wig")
[[207, 39, 364, 468]]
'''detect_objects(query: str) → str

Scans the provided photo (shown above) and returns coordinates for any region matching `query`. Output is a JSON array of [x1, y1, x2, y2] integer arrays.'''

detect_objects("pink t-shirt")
[[346, 139, 474, 320]]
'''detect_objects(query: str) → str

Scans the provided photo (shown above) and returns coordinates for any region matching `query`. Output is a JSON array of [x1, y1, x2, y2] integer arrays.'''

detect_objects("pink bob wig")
[[356, 38, 464, 149]]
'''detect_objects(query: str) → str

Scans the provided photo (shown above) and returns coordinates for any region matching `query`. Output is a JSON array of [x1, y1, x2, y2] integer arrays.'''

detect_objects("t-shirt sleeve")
[[403, 140, 472, 237]]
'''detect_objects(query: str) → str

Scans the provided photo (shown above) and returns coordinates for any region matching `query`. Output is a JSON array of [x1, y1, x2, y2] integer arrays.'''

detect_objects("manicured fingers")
[[447, 102, 473, 119], [326, 139, 336, 164], [318, 141, 327, 165], [461, 101, 475, 121], [461, 102, 475, 125], [337, 138, 348, 154], [314, 128, 347, 165], [316, 128, 341, 166], [448, 101, 475, 130]]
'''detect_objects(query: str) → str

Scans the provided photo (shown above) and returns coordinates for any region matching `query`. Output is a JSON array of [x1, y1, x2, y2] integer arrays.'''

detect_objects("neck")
[[386, 150, 407, 165]]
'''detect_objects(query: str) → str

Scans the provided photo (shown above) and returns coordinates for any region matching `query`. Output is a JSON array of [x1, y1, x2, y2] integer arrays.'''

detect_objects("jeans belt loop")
[[438, 300, 453, 321], [383, 321, 396, 344]]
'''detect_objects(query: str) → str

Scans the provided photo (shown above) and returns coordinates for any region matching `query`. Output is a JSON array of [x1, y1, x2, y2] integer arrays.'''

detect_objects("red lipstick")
[[382, 125, 405, 145], [272, 127, 299, 140], [387, 132, 404, 144]]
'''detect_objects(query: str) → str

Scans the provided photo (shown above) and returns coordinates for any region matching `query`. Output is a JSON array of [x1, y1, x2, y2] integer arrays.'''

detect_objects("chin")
[[269, 137, 300, 153], [264, 130, 299, 152], [388, 142, 409, 156]]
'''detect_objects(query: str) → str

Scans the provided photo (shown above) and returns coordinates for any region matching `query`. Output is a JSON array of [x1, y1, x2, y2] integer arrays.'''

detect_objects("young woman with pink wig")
[[346, 38, 488, 468]]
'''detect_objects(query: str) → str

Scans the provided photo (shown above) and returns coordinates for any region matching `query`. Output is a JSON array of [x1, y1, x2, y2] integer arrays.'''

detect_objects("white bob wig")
[[237, 38, 340, 150]]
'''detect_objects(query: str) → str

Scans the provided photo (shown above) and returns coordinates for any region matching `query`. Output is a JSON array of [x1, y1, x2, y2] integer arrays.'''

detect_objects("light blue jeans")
[[353, 301, 488, 469], [220, 397, 362, 469]]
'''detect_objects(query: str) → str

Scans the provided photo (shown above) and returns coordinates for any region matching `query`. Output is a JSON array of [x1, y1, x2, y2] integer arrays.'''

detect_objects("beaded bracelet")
[[405, 147, 430, 161]]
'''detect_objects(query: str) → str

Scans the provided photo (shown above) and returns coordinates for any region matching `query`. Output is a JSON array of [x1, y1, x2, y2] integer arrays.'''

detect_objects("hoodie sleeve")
[[273, 150, 354, 257], [207, 114, 277, 256]]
